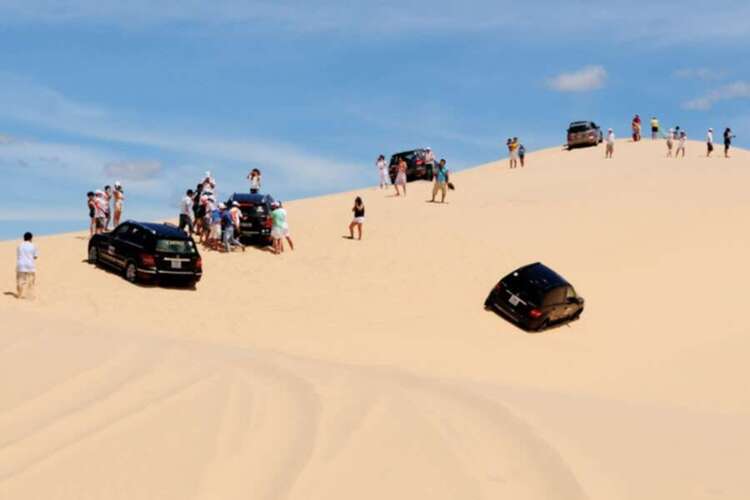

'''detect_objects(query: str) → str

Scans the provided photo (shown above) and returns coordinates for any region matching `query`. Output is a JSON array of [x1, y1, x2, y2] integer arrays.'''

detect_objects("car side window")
[[128, 227, 147, 246], [113, 224, 130, 238], [543, 287, 566, 306], [565, 286, 577, 300]]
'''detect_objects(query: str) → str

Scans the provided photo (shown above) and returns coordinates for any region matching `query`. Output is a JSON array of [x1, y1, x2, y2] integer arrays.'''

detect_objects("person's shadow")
[[3, 292, 18, 298]]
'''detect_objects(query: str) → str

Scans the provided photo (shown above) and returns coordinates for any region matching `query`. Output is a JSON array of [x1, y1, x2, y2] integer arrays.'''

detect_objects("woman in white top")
[[706, 128, 714, 157], [247, 168, 261, 193], [376, 155, 389, 189], [676, 131, 687, 158]]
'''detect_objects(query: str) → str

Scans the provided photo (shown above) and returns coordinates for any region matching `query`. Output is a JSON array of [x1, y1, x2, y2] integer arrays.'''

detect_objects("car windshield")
[[156, 239, 196, 254], [501, 273, 543, 305], [568, 123, 592, 133]]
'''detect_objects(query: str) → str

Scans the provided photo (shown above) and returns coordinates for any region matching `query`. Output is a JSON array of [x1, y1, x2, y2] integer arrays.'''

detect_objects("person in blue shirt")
[[431, 159, 449, 203], [518, 144, 526, 167]]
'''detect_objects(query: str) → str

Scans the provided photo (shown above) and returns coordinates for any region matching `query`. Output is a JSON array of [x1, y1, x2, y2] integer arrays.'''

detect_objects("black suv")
[[226, 193, 275, 244], [88, 221, 202, 287], [484, 262, 584, 331], [566, 121, 603, 149], [388, 149, 434, 183]]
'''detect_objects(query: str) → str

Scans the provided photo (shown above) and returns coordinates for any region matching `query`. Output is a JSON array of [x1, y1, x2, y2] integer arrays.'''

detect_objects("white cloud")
[[674, 67, 728, 81], [683, 81, 750, 111], [104, 160, 162, 181], [547, 66, 607, 93]]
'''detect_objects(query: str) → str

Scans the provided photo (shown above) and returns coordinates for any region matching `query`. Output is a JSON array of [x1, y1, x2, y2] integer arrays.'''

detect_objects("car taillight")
[[195, 258, 202, 270], [140, 253, 156, 267], [415, 159, 424, 165], [264, 217, 272, 228], [494, 282, 503, 291], [529, 308, 543, 318]]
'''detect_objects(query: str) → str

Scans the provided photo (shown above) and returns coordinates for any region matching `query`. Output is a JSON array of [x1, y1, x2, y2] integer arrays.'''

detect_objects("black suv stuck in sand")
[[226, 193, 275, 244], [388, 149, 434, 183], [88, 221, 202, 287], [484, 262, 584, 331]]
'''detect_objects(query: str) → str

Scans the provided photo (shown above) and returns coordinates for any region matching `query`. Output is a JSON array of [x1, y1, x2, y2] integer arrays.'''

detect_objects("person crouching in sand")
[[270, 201, 294, 254], [348, 196, 365, 240], [394, 157, 407, 196]]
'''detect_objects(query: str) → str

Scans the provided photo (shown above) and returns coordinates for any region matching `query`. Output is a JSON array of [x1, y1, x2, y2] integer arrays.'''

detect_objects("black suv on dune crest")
[[484, 262, 584, 331], [566, 121, 603, 149], [88, 221, 202, 287], [226, 193, 275, 244], [388, 149, 434, 183]]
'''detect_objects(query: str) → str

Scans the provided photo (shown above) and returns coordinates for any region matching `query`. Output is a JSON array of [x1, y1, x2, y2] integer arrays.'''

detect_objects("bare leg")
[[358, 223, 362, 240], [285, 236, 294, 251], [349, 221, 355, 238]]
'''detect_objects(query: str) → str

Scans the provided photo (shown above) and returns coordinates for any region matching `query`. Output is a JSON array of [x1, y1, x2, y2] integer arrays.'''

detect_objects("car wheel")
[[124, 261, 138, 283], [88, 245, 98, 265]]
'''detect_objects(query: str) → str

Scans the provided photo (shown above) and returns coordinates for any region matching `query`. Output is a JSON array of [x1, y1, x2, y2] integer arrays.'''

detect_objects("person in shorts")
[[87, 191, 96, 237], [247, 168, 261, 193], [676, 130, 687, 158], [394, 157, 407, 197], [16, 232, 38, 299], [666, 128, 675, 157], [94, 190, 108, 234], [270, 201, 294, 254], [431, 159, 449, 203], [348, 196, 365, 240], [706, 128, 714, 157], [650, 116, 660, 140], [376, 155, 389, 189], [605, 128, 615, 159], [518, 144, 526, 167], [179, 189, 195, 234]]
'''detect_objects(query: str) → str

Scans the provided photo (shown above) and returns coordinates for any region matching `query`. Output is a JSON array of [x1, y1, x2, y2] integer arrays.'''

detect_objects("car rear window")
[[501, 273, 543, 304], [568, 123, 592, 133], [156, 239, 196, 254]]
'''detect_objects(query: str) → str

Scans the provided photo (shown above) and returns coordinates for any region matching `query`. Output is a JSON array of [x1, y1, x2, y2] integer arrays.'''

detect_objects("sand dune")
[[2, 139, 749, 499]]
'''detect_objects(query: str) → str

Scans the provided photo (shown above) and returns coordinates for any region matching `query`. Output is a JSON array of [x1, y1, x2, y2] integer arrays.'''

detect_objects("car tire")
[[88, 245, 98, 265], [124, 261, 138, 284]]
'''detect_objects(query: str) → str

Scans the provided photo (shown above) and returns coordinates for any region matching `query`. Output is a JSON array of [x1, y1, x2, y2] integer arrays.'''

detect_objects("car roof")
[[127, 221, 189, 239], [569, 121, 595, 126], [229, 193, 275, 204], [511, 262, 570, 290], [391, 149, 427, 157]]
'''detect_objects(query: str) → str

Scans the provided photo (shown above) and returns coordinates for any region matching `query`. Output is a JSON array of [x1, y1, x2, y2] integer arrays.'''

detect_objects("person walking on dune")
[[431, 159, 449, 203], [348, 196, 365, 240], [706, 128, 714, 157], [650, 116, 660, 140], [666, 128, 675, 157], [112, 181, 124, 227], [605, 128, 615, 159], [676, 130, 687, 158], [724, 128, 735, 158], [376, 155, 389, 189], [16, 232, 38, 300], [270, 201, 293, 254], [518, 143, 526, 167], [632, 115, 642, 142], [394, 157, 407, 196], [508, 138, 519, 168]]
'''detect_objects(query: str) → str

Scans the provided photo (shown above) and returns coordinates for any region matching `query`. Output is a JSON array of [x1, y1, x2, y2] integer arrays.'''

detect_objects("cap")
[[218, 202, 226, 209], [232, 201, 240, 207]]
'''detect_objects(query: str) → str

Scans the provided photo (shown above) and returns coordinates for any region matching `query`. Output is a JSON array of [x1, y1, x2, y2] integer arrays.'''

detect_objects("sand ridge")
[[2, 139, 750, 499]]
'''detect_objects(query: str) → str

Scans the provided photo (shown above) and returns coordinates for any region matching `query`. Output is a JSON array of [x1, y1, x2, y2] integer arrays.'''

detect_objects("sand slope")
[[2, 139, 749, 499]]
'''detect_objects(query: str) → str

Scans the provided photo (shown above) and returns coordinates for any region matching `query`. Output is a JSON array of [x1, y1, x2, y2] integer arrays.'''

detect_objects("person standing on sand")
[[376, 155, 389, 189], [650, 116, 660, 140], [633, 115, 642, 141], [424, 147, 435, 174], [247, 168, 261, 194], [94, 190, 108, 234], [508, 138, 519, 168], [706, 128, 714, 157], [112, 181, 124, 227], [103, 185, 113, 230], [394, 157, 407, 196], [348, 196, 365, 240], [431, 159, 449, 203], [666, 128, 675, 157], [270, 201, 294, 254], [605, 128, 615, 159], [724, 128, 735, 158], [518, 143, 526, 167], [222, 202, 245, 252], [16, 232, 38, 300], [179, 189, 195, 235], [87, 191, 96, 237], [676, 130, 687, 158]]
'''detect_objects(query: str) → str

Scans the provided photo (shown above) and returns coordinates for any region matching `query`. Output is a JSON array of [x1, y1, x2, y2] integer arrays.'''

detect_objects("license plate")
[[171, 260, 182, 269], [508, 295, 520, 306]]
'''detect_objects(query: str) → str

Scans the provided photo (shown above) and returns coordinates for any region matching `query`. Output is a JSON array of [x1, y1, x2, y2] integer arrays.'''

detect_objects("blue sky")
[[1, 1, 749, 239]]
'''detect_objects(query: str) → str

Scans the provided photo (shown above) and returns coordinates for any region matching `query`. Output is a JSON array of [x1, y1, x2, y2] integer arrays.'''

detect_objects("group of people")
[[86, 182, 124, 236], [506, 138, 526, 168], [605, 116, 737, 160]]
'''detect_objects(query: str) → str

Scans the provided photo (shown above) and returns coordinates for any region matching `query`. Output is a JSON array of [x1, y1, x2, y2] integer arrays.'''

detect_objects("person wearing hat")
[[222, 201, 245, 252], [270, 201, 294, 254], [706, 128, 714, 157], [112, 181, 124, 227], [605, 128, 615, 159]]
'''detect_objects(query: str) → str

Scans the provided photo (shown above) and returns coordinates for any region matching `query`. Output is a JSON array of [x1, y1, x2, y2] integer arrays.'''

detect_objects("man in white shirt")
[[16, 232, 38, 299], [605, 128, 615, 159], [179, 189, 195, 234], [706, 128, 714, 157]]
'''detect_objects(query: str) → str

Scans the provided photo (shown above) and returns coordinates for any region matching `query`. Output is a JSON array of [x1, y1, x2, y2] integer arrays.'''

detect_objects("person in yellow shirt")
[[650, 117, 660, 140]]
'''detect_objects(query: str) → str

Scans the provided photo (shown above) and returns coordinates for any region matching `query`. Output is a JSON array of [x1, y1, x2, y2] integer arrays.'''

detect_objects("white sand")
[[1, 139, 749, 499]]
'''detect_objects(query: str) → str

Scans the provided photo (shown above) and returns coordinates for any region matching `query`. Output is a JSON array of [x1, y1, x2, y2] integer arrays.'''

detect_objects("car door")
[[101, 223, 129, 269], [111, 224, 136, 270]]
